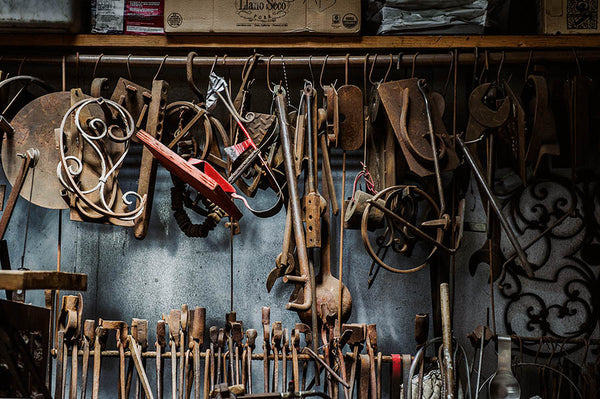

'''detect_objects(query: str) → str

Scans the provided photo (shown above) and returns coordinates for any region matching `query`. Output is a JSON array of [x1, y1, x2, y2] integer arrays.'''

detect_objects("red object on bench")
[[136, 129, 243, 220]]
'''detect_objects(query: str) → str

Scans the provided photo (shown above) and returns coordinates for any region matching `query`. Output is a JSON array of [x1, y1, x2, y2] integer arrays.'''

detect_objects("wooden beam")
[[1, 34, 600, 50], [0, 271, 87, 291]]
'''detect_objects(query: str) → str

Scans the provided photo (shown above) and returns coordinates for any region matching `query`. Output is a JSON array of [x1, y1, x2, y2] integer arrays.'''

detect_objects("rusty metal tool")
[[126, 320, 139, 398], [415, 314, 429, 399], [156, 320, 166, 399], [342, 323, 366, 399], [55, 294, 82, 399], [225, 313, 236, 386], [164, 310, 181, 399], [135, 319, 149, 399], [290, 327, 300, 392], [180, 305, 189, 399], [190, 307, 205, 399], [456, 136, 534, 277], [440, 283, 454, 399], [209, 326, 218, 390], [262, 307, 271, 392], [231, 321, 244, 386], [271, 321, 282, 392], [301, 347, 350, 390], [273, 86, 312, 313], [294, 323, 312, 391], [216, 328, 225, 386], [245, 329, 257, 394], [127, 320, 154, 399], [0, 148, 39, 242], [80, 319, 95, 399], [135, 80, 168, 239], [281, 328, 289, 393], [91, 325, 108, 399], [366, 324, 377, 399], [98, 320, 128, 399], [358, 354, 370, 399]]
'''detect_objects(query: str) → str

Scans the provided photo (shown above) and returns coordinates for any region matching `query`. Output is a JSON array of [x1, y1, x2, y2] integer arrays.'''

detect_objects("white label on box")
[[93, 0, 126, 32]]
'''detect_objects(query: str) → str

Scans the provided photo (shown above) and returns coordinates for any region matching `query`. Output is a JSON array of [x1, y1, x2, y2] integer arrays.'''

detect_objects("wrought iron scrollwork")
[[498, 175, 599, 356], [57, 97, 145, 221]]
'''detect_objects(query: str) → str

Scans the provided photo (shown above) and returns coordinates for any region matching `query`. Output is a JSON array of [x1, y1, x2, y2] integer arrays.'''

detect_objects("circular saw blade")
[[2, 91, 73, 209]]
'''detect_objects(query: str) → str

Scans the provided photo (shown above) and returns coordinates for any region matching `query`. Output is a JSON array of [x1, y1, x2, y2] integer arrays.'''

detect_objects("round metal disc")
[[2, 91, 73, 209]]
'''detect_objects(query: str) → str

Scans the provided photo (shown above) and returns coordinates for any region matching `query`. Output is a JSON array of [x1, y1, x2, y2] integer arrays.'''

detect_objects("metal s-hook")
[[411, 52, 420, 78], [186, 51, 204, 100], [92, 53, 103, 79], [368, 54, 377, 85], [319, 54, 329, 90], [266, 55, 275, 93], [442, 50, 455, 97], [17, 56, 27, 76], [153, 54, 168, 81], [344, 53, 350, 85], [126, 54, 133, 81], [496, 50, 505, 84], [524, 50, 533, 81], [308, 55, 315, 84], [572, 48, 582, 75], [383, 53, 393, 83]]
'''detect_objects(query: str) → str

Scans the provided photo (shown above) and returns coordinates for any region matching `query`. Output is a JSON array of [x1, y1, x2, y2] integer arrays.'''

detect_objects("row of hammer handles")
[[54, 302, 423, 399]]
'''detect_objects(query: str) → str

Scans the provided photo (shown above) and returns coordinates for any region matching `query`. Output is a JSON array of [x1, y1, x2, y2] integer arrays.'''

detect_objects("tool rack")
[[0, 32, 599, 398]]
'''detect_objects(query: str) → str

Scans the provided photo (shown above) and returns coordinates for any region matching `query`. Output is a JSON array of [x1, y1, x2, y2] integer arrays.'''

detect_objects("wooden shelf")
[[0, 271, 87, 291], [1, 33, 600, 50]]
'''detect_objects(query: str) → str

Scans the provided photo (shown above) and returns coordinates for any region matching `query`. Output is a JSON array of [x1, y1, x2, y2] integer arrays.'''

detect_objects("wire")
[[20, 165, 35, 271]]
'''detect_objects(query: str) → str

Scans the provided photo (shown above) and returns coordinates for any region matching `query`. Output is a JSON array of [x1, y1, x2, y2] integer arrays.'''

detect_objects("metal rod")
[[456, 136, 534, 278], [1, 51, 600, 68]]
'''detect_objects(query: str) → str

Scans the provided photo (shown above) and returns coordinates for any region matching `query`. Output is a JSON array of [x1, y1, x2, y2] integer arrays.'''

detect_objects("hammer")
[[80, 320, 95, 399], [190, 307, 205, 399], [91, 325, 108, 399], [156, 320, 166, 399], [270, 321, 282, 392], [261, 307, 271, 393], [342, 323, 367, 399], [244, 329, 257, 394], [231, 321, 244, 386]]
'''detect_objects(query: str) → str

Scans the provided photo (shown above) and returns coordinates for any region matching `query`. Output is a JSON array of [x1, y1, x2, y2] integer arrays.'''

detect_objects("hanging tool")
[[127, 320, 154, 399], [262, 307, 271, 393], [164, 310, 181, 399], [180, 305, 189, 399], [55, 294, 83, 399], [91, 324, 108, 399], [281, 328, 289, 392], [456, 136, 534, 277], [490, 336, 520, 399], [440, 283, 454, 399], [366, 324, 377, 399], [342, 323, 366, 399], [0, 147, 39, 301], [271, 321, 282, 392], [156, 320, 166, 399], [209, 326, 218, 391], [245, 329, 257, 394], [190, 307, 205, 399], [80, 319, 95, 399], [135, 79, 169, 239], [273, 85, 312, 313]]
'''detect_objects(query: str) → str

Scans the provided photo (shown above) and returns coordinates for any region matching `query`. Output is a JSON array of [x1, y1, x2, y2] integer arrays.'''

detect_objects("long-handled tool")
[[80, 320, 95, 399], [190, 307, 205, 399], [342, 323, 366, 399], [245, 329, 257, 394], [271, 322, 282, 392], [262, 307, 271, 392], [156, 320, 166, 399], [164, 310, 181, 399], [91, 325, 107, 399]]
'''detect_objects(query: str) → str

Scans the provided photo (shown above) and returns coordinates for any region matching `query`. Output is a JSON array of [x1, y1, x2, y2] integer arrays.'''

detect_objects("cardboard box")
[[306, 0, 360, 34], [164, 0, 360, 34], [539, 0, 600, 34]]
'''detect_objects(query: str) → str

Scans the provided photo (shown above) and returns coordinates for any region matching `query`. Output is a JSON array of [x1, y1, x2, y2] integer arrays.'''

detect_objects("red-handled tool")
[[136, 129, 242, 220]]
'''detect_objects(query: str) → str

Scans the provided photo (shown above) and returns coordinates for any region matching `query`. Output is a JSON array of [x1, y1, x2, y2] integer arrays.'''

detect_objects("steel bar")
[[1, 51, 600, 68]]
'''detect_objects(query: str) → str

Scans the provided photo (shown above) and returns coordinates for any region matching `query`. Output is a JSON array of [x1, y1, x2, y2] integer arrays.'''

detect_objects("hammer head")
[[83, 320, 95, 342], [156, 320, 166, 347], [165, 310, 181, 345], [133, 318, 148, 349], [367, 324, 377, 351], [209, 326, 219, 346], [95, 326, 109, 350], [342, 323, 366, 346], [191, 307, 206, 345], [231, 322, 244, 345], [246, 329, 257, 349], [271, 322, 282, 348], [181, 304, 189, 332], [293, 323, 311, 347]]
